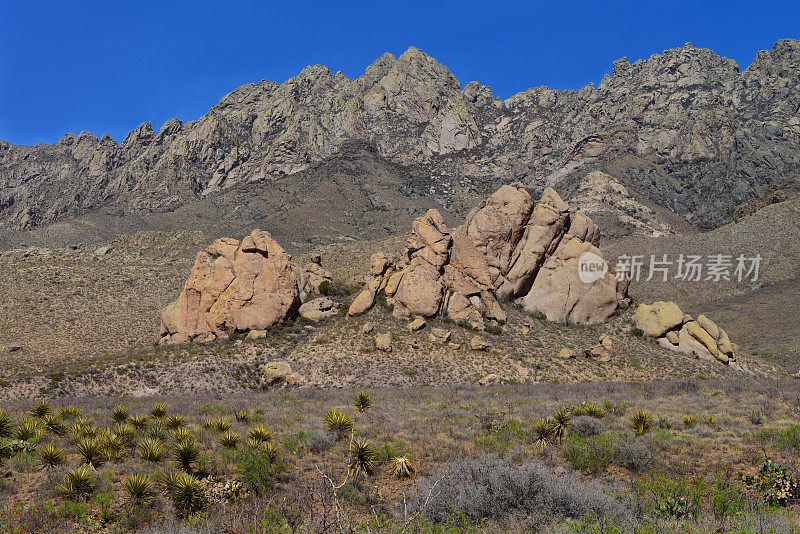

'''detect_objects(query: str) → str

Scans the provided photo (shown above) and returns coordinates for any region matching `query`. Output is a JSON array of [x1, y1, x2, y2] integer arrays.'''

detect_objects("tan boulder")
[[697, 315, 720, 340], [384, 269, 405, 296], [717, 328, 736, 360], [585, 345, 612, 363], [375, 332, 393, 352], [408, 317, 427, 331], [677, 326, 717, 361], [429, 327, 452, 343], [299, 255, 332, 298], [159, 230, 300, 344], [478, 374, 502, 386], [348, 289, 376, 316], [246, 329, 267, 340], [599, 335, 624, 353], [665, 330, 680, 345], [299, 297, 339, 322], [633, 301, 685, 338], [393, 258, 445, 318], [263, 361, 292, 384], [361, 321, 374, 334], [370, 252, 393, 276], [557, 348, 577, 359], [470, 336, 491, 351]]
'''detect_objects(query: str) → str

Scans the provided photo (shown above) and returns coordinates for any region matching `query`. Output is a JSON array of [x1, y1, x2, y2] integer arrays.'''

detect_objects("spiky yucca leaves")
[[550, 409, 572, 443], [572, 401, 606, 419], [102, 434, 127, 463], [112, 423, 136, 447], [235, 410, 251, 423], [129, 415, 149, 430], [388, 456, 416, 479], [111, 405, 130, 423], [174, 439, 200, 473], [76, 436, 105, 467], [14, 418, 41, 442], [147, 421, 168, 441], [201, 418, 215, 430], [683, 415, 697, 428], [324, 409, 353, 437], [353, 391, 372, 413], [0, 409, 13, 438], [68, 418, 97, 441], [57, 405, 82, 420], [248, 425, 272, 443], [57, 465, 96, 500], [219, 432, 240, 449], [123, 473, 153, 505], [138, 438, 166, 463], [42, 414, 67, 436], [172, 427, 194, 442], [38, 444, 66, 468], [165, 471, 207, 517], [150, 403, 167, 419], [31, 399, 52, 418], [165, 414, 186, 430], [211, 417, 232, 433], [532, 418, 553, 449], [631, 409, 654, 436], [348, 438, 376, 478]]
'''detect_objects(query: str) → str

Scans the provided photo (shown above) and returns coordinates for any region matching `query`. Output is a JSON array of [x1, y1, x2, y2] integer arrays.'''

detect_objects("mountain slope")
[[1, 41, 800, 234]]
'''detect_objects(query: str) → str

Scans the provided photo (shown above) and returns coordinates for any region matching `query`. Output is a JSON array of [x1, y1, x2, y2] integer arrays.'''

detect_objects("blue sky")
[[1, 0, 798, 146]]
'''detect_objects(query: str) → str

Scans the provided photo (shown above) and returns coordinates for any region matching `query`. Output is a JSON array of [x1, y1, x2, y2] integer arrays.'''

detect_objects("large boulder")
[[299, 297, 339, 322], [633, 301, 685, 338], [160, 230, 301, 344]]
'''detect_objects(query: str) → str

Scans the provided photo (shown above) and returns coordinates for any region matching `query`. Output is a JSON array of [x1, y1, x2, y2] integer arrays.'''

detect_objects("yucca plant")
[[748, 410, 764, 426], [76, 436, 105, 467], [42, 414, 67, 436], [0, 409, 13, 438], [138, 437, 166, 463], [68, 418, 96, 441], [572, 401, 606, 419], [631, 409, 654, 436], [219, 431, 240, 449], [14, 418, 41, 442], [532, 418, 553, 449], [324, 409, 353, 437], [248, 425, 272, 443], [147, 421, 168, 441], [166, 471, 206, 516], [129, 415, 149, 430], [353, 391, 372, 413], [31, 399, 52, 418], [348, 438, 376, 478], [174, 439, 200, 472], [165, 414, 186, 430], [111, 405, 130, 423], [172, 427, 194, 442], [235, 410, 251, 423], [388, 456, 416, 479], [101, 434, 127, 463], [57, 405, 82, 420], [57, 465, 96, 500], [112, 423, 136, 446], [150, 403, 167, 419], [201, 418, 215, 430], [683, 415, 697, 428], [550, 409, 572, 443], [211, 417, 232, 433], [38, 444, 66, 468], [123, 473, 153, 505]]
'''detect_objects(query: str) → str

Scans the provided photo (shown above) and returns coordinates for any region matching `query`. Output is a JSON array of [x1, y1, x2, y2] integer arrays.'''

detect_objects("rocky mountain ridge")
[[2, 40, 799, 233]]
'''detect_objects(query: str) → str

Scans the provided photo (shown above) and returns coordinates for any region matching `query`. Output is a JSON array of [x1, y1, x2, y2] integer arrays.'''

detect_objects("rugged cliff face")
[[2, 40, 799, 232]]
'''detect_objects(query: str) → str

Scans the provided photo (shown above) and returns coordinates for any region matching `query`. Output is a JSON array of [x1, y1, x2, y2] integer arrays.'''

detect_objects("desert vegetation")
[[0, 379, 798, 532]]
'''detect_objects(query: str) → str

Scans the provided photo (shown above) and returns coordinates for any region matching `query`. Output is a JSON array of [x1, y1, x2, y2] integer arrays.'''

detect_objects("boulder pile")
[[159, 229, 331, 344], [633, 301, 737, 364], [349, 183, 629, 328]]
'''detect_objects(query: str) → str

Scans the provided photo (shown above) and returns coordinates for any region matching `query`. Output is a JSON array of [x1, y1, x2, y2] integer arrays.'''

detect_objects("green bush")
[[563, 433, 614, 474], [236, 444, 279, 495], [635, 473, 706, 519], [742, 458, 799, 507]]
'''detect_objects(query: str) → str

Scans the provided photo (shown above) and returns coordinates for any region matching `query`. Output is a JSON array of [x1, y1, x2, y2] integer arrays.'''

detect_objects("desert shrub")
[[630, 326, 644, 337], [323, 409, 353, 437], [656, 415, 672, 429], [563, 433, 614, 474], [612, 437, 654, 471], [111, 405, 130, 423], [307, 432, 336, 454], [174, 439, 200, 473], [138, 438, 166, 463], [236, 444, 279, 495], [31, 399, 52, 418], [748, 409, 764, 426], [412, 456, 628, 527], [57, 465, 97, 501], [353, 391, 372, 413], [389, 456, 416, 479], [348, 438, 376, 478], [76, 436, 105, 467], [38, 444, 65, 468], [375, 441, 405, 463], [484, 322, 503, 335], [630, 410, 654, 435], [635, 472, 707, 519], [571, 402, 606, 419], [602, 400, 629, 416], [571, 416, 606, 438], [0, 409, 13, 438], [219, 432, 240, 449], [101, 433, 127, 463], [123, 473, 154, 505], [742, 458, 799, 507]]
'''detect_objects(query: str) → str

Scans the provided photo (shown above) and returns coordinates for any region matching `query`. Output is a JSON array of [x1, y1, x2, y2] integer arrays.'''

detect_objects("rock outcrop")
[[160, 229, 330, 344], [354, 184, 629, 328], [634, 301, 737, 364]]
